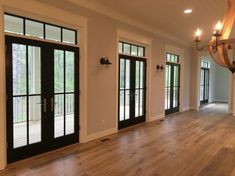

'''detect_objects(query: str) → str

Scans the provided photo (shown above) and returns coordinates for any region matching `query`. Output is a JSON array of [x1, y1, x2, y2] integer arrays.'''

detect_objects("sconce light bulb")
[[195, 28, 202, 37], [215, 20, 223, 32]]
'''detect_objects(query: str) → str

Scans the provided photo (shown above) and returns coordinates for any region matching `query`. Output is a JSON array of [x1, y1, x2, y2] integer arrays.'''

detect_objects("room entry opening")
[[200, 61, 210, 104], [5, 14, 79, 163], [118, 42, 147, 129], [165, 53, 180, 115]]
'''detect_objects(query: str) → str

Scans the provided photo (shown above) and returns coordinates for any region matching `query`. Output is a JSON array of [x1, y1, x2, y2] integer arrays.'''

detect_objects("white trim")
[[182, 106, 190, 111], [196, 53, 231, 113], [116, 29, 153, 129], [213, 99, 229, 103], [149, 114, 165, 122], [165, 44, 185, 113], [190, 106, 200, 110], [82, 128, 117, 143], [67, 0, 190, 46], [5, 32, 79, 48], [0, 0, 88, 169]]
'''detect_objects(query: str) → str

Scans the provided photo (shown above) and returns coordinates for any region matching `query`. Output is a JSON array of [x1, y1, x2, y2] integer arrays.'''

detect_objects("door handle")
[[130, 91, 135, 101], [37, 98, 47, 112], [51, 98, 54, 112], [43, 98, 47, 112]]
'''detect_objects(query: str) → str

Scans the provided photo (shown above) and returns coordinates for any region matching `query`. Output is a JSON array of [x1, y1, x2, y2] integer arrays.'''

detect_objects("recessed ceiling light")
[[184, 9, 192, 14]]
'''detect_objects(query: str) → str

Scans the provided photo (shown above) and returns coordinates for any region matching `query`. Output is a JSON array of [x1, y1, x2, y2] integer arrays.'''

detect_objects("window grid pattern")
[[166, 53, 179, 63], [119, 41, 145, 57], [201, 61, 210, 68], [4, 13, 77, 45]]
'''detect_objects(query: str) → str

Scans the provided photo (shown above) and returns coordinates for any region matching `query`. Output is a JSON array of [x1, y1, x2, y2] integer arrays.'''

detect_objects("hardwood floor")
[[1, 103, 235, 176]]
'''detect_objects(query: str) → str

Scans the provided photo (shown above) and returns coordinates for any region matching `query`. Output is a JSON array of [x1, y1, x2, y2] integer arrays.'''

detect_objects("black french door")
[[165, 62, 180, 115], [6, 36, 79, 163], [118, 55, 146, 129], [200, 68, 210, 104]]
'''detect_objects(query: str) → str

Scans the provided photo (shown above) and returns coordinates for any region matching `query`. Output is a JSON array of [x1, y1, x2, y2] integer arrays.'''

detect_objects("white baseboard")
[[182, 106, 190, 112], [190, 106, 200, 110], [81, 128, 118, 143], [213, 99, 228, 103], [149, 114, 165, 122]]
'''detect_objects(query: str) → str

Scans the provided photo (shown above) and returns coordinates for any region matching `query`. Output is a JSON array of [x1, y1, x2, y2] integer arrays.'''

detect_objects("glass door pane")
[[119, 58, 131, 121], [200, 68, 209, 104], [54, 49, 75, 138], [165, 65, 171, 110], [12, 44, 42, 148], [173, 65, 179, 108], [135, 61, 145, 118]]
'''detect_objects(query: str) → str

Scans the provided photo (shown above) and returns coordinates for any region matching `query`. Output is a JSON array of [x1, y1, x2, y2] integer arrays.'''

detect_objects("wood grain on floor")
[[0, 103, 235, 176]]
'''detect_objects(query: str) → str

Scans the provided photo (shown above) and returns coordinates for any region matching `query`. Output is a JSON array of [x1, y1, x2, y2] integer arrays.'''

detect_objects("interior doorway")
[[198, 55, 229, 110], [200, 61, 210, 104]]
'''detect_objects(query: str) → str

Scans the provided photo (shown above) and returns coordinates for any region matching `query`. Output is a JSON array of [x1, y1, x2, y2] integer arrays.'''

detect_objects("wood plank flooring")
[[1, 103, 235, 176]]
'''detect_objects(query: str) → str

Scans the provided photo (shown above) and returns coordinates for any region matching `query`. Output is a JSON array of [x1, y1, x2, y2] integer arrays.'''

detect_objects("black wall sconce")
[[156, 65, 165, 71], [100, 57, 112, 65]]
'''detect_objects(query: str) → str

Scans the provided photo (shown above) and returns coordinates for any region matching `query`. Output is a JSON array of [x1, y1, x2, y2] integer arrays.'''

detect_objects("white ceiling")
[[37, 0, 228, 46]]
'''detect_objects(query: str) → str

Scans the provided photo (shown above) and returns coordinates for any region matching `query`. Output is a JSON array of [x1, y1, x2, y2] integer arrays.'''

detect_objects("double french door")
[[6, 36, 79, 162], [118, 55, 146, 129], [165, 63, 180, 115], [200, 68, 210, 104]]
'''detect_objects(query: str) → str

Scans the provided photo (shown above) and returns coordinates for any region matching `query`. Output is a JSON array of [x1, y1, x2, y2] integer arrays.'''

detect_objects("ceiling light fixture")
[[184, 9, 192, 14], [194, 0, 235, 73]]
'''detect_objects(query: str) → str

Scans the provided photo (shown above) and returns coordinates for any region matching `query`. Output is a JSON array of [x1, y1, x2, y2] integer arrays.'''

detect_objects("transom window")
[[119, 41, 145, 57], [4, 13, 77, 45], [201, 61, 210, 68], [166, 53, 179, 63]]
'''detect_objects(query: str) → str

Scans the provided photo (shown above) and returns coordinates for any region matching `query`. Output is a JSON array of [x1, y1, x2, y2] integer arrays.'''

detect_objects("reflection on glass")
[[136, 61, 140, 88], [124, 43, 130, 55], [140, 90, 144, 116], [46, 24, 61, 42], [66, 51, 75, 92], [29, 96, 41, 144], [13, 44, 27, 95], [131, 45, 138, 56], [140, 62, 144, 88], [135, 90, 139, 117], [4, 15, 24, 35], [54, 94, 64, 138], [66, 94, 74, 135], [120, 59, 125, 89], [125, 91, 130, 120], [125, 60, 130, 89], [26, 20, 43, 38], [13, 97, 27, 148], [54, 50, 64, 93], [119, 91, 124, 121], [28, 46, 41, 94], [138, 47, 144, 57], [63, 29, 76, 44], [165, 65, 171, 110]]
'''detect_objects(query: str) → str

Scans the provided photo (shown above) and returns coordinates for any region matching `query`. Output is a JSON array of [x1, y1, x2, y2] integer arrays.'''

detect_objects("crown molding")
[[68, 0, 191, 47]]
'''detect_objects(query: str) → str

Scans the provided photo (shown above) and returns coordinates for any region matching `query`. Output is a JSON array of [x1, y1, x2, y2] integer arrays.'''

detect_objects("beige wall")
[[61, 3, 193, 135], [0, 0, 194, 169]]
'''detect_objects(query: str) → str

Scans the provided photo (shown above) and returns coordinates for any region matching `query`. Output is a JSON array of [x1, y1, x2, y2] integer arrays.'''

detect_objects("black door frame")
[[165, 62, 180, 115], [200, 68, 210, 104], [118, 54, 147, 129], [5, 35, 79, 163]]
